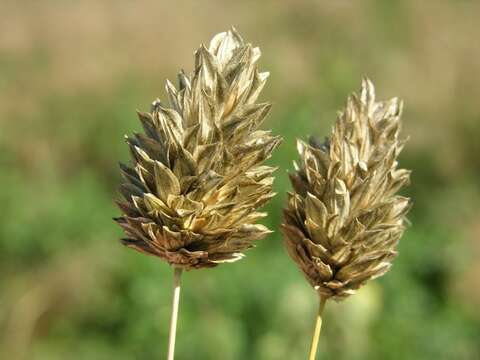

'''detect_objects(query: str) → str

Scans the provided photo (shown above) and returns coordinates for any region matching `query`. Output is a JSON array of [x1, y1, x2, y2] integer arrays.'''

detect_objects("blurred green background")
[[1, 0, 479, 359]]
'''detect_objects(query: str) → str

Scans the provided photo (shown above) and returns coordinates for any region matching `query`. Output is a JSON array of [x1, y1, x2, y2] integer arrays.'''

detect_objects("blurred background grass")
[[1, 0, 479, 359]]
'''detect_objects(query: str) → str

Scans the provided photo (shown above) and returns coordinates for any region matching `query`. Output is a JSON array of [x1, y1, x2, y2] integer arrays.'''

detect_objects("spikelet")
[[115, 28, 281, 270], [282, 79, 411, 300]]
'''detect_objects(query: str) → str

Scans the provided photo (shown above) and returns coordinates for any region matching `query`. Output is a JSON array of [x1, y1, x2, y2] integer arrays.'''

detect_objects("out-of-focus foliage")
[[1, 1, 479, 359]]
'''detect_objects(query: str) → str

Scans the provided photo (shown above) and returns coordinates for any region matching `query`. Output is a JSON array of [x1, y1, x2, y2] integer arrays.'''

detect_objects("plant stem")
[[308, 296, 327, 360], [167, 267, 183, 360]]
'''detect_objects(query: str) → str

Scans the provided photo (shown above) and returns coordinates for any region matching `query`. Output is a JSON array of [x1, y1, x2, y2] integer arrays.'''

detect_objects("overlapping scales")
[[283, 79, 411, 300], [115, 28, 281, 269]]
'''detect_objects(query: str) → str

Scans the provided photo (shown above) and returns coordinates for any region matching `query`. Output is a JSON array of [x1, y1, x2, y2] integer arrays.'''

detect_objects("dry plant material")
[[114, 28, 280, 360], [115, 28, 281, 269], [282, 79, 411, 358]]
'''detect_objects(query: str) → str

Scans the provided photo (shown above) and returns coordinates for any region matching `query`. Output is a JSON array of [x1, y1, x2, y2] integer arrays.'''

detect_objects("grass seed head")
[[115, 28, 281, 269], [283, 78, 411, 300]]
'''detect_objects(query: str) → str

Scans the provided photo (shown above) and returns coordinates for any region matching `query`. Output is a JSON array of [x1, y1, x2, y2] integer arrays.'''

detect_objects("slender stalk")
[[167, 267, 183, 360], [308, 296, 327, 360]]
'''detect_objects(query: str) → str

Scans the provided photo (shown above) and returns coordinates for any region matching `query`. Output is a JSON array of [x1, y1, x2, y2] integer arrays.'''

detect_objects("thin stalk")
[[167, 267, 183, 360], [308, 296, 327, 360]]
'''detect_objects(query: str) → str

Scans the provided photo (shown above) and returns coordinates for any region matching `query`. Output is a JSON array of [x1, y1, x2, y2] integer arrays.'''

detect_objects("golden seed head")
[[282, 78, 411, 300], [115, 28, 281, 269]]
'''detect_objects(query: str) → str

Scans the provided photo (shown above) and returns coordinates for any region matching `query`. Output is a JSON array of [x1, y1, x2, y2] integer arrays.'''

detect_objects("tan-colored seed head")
[[115, 28, 281, 270], [282, 78, 411, 300]]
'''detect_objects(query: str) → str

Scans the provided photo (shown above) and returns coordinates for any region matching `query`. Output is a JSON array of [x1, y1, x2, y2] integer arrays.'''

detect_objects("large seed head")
[[115, 28, 281, 269]]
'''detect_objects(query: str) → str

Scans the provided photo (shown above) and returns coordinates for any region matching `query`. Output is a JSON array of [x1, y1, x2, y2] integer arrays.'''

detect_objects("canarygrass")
[[1, 2, 480, 359]]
